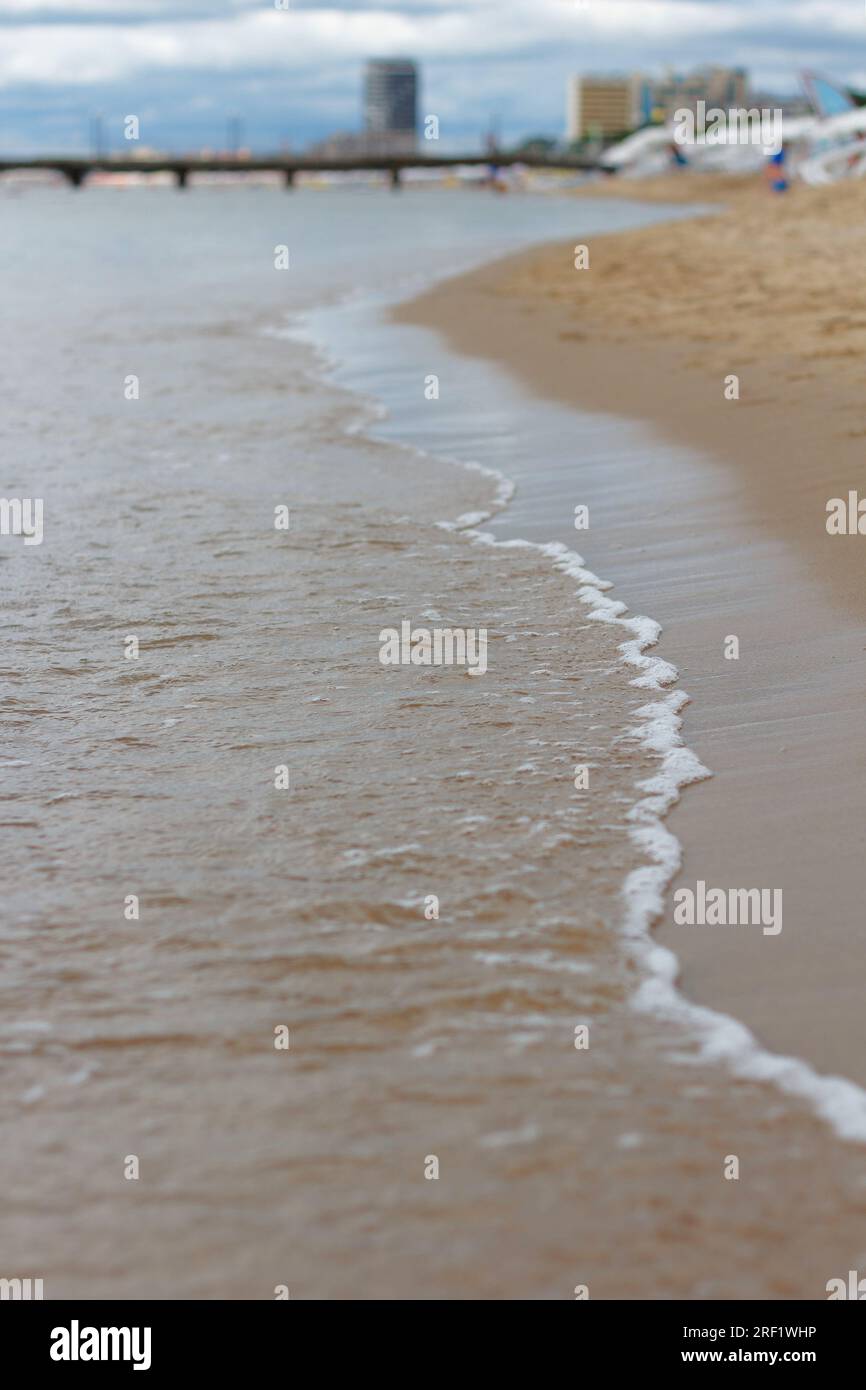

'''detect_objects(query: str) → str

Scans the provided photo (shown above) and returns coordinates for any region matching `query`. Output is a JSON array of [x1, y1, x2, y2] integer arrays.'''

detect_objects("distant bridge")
[[0, 152, 606, 188]]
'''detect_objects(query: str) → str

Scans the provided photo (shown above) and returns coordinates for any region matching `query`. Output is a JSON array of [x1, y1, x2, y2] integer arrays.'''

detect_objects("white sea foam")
[[478, 1122, 541, 1149], [290, 288, 866, 1146], [453, 507, 866, 1144]]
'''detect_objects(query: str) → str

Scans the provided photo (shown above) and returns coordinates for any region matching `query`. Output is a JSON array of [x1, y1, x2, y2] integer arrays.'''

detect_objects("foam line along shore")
[[394, 172, 866, 1100], [296, 198, 866, 1139]]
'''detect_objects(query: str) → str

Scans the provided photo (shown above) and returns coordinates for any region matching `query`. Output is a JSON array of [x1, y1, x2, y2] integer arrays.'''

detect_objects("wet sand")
[[395, 174, 866, 1092], [6, 183, 866, 1300]]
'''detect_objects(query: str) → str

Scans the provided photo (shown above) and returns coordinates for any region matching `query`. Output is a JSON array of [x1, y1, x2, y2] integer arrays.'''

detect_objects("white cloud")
[[0, 1, 862, 88], [0, 1, 863, 152]]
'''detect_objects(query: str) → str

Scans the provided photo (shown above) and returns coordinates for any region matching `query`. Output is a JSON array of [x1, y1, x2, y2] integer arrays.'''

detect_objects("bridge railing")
[[0, 152, 605, 187]]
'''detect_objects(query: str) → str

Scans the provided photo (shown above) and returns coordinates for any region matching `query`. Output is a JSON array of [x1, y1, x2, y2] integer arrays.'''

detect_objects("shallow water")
[[3, 186, 866, 1299]]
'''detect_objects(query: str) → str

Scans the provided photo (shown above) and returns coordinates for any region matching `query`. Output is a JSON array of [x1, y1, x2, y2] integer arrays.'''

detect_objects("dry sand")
[[7, 177, 866, 1299], [395, 173, 866, 1094]]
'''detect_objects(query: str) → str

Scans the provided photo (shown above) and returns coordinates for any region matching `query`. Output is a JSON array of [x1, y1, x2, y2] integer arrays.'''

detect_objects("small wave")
[[456, 511, 866, 1145], [287, 269, 866, 1147]]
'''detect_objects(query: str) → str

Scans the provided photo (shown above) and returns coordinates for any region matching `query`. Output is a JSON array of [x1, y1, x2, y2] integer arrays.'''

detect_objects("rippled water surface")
[[3, 187, 866, 1299]]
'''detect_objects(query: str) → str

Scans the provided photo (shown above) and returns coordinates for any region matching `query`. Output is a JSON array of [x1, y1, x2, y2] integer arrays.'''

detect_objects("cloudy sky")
[[0, 0, 864, 155]]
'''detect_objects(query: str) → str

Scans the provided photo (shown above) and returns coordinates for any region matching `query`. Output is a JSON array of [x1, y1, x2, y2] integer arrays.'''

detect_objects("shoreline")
[[8, 181, 866, 1297], [275, 271, 866, 1296], [393, 174, 866, 1099]]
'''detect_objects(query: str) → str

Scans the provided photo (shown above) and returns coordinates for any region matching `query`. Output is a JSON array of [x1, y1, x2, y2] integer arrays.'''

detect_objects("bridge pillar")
[[284, 169, 295, 189], [175, 168, 189, 189], [64, 168, 86, 188], [390, 167, 401, 190]]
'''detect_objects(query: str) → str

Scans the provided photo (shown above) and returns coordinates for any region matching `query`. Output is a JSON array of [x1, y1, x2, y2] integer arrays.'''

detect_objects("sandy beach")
[[3, 180, 865, 1302], [11, 0, 866, 1338], [396, 172, 866, 1093]]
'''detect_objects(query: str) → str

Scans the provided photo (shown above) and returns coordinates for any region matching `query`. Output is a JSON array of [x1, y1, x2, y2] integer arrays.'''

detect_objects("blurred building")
[[567, 66, 751, 143], [305, 131, 411, 160], [364, 58, 418, 154], [652, 66, 749, 121], [566, 74, 652, 141]]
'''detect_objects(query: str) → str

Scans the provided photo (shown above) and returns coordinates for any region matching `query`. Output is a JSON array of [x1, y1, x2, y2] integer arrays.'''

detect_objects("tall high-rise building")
[[364, 59, 418, 153]]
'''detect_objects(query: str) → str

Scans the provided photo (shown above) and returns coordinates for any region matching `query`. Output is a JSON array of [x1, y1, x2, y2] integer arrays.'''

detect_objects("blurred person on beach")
[[669, 141, 690, 169], [846, 130, 866, 171], [766, 143, 789, 192]]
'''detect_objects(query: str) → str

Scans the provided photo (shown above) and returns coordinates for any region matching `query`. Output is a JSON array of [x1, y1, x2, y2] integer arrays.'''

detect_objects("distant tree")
[[514, 135, 558, 159]]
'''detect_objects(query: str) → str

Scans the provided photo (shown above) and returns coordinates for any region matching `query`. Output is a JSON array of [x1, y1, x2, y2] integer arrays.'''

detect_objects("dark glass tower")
[[364, 59, 418, 151]]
